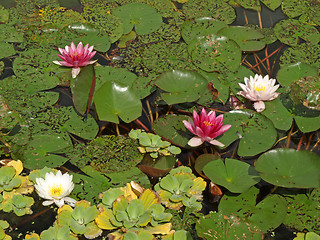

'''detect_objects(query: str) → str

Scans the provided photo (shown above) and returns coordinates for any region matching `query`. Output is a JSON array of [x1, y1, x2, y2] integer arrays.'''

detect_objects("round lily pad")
[[260, 0, 282, 11], [113, 3, 162, 35], [203, 158, 261, 193], [181, 17, 228, 44], [152, 114, 191, 149], [155, 70, 208, 105], [217, 26, 265, 52], [188, 34, 241, 72], [94, 81, 142, 124], [217, 110, 277, 157], [255, 148, 320, 188], [274, 19, 320, 47]]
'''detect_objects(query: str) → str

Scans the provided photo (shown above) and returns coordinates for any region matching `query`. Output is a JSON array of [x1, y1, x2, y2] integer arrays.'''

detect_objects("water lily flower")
[[183, 108, 231, 147], [53, 42, 97, 78], [34, 170, 77, 208], [237, 74, 280, 112]]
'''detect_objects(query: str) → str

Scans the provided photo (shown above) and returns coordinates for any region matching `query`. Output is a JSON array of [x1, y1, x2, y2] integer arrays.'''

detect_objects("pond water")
[[0, 0, 319, 240]]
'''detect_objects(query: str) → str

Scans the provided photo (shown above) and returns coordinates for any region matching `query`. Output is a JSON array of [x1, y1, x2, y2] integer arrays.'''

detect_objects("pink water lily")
[[183, 108, 231, 147], [53, 42, 97, 78], [237, 74, 280, 112]]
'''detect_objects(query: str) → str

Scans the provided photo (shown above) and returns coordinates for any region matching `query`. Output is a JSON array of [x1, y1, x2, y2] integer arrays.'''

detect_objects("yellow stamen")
[[203, 121, 214, 127], [254, 83, 266, 92], [50, 185, 64, 197]]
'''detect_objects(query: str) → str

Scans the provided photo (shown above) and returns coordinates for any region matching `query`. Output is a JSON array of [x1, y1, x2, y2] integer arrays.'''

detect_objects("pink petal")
[[183, 120, 196, 135], [72, 67, 81, 78], [188, 137, 204, 147], [195, 126, 205, 138], [208, 139, 225, 147], [192, 110, 200, 127]]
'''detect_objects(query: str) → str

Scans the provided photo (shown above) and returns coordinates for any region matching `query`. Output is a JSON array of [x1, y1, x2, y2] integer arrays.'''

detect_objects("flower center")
[[50, 184, 64, 197], [203, 121, 214, 127], [254, 83, 266, 92]]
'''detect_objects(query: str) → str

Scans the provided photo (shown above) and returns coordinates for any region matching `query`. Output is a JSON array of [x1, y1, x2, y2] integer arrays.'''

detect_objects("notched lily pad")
[[217, 110, 277, 157], [113, 3, 162, 35], [255, 148, 320, 188], [188, 34, 241, 72]]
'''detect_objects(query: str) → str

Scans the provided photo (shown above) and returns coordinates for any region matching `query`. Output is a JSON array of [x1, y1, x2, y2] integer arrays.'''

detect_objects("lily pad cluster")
[[154, 166, 206, 211], [129, 129, 181, 158], [96, 181, 173, 239], [0, 160, 34, 216]]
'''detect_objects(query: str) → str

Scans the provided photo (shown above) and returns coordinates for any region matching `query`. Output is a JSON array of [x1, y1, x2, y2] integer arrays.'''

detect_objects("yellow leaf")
[[140, 189, 158, 210], [95, 207, 117, 230], [145, 223, 172, 235], [7, 160, 23, 176]]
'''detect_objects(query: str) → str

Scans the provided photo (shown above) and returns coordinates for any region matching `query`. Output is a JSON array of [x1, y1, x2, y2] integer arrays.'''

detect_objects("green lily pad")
[[155, 70, 208, 105], [203, 158, 261, 193], [280, 43, 320, 69], [142, 41, 196, 74], [113, 3, 162, 35], [260, 0, 282, 11], [281, 188, 320, 234], [152, 114, 191, 149], [217, 26, 265, 52], [196, 211, 263, 240], [277, 62, 319, 87], [188, 34, 241, 72], [217, 110, 277, 157], [235, 0, 261, 11], [274, 19, 320, 47], [0, 42, 16, 59], [219, 187, 287, 233], [71, 65, 95, 115], [281, 0, 308, 18], [183, 0, 236, 24], [94, 81, 142, 123], [19, 134, 72, 170], [181, 17, 228, 44], [255, 148, 320, 188], [0, 24, 24, 42]]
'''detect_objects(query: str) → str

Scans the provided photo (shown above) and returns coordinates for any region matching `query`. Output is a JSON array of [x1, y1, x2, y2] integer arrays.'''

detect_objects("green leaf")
[[217, 110, 277, 157], [260, 0, 282, 11], [71, 65, 95, 115], [219, 187, 287, 233], [196, 211, 263, 239], [188, 34, 241, 72], [217, 26, 265, 52], [235, 0, 261, 11], [113, 3, 162, 35], [181, 17, 228, 44], [0, 42, 16, 59], [155, 70, 208, 105], [255, 149, 320, 188], [203, 158, 261, 193], [277, 62, 318, 88], [94, 81, 142, 123], [274, 19, 320, 47], [153, 115, 191, 149]]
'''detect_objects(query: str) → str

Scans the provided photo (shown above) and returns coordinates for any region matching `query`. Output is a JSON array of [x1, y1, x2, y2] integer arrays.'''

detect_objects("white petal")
[[208, 139, 225, 147], [254, 101, 266, 112], [188, 137, 204, 147], [72, 67, 81, 78], [42, 200, 54, 206], [52, 60, 62, 66]]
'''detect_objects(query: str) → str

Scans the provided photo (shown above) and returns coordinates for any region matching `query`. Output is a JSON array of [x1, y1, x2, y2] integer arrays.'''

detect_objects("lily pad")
[[235, 0, 261, 11], [196, 211, 263, 240], [181, 17, 228, 44], [113, 3, 162, 35], [274, 19, 320, 47], [152, 114, 191, 149], [219, 187, 287, 233], [217, 26, 265, 52], [277, 62, 319, 87], [188, 34, 241, 72], [281, 188, 320, 234], [260, 0, 282, 11], [18, 134, 72, 170], [94, 81, 142, 123], [280, 43, 320, 69], [155, 70, 208, 105], [203, 158, 261, 193], [0, 42, 16, 59], [255, 148, 320, 188], [71, 65, 95, 115], [183, 0, 236, 24], [217, 110, 277, 157]]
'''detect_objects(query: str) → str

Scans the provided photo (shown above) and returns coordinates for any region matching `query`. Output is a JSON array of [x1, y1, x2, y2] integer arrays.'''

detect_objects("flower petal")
[[188, 137, 204, 147]]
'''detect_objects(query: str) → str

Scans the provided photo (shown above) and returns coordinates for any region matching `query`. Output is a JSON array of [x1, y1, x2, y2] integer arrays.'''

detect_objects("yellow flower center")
[[203, 121, 214, 127], [50, 185, 64, 197], [254, 83, 266, 92]]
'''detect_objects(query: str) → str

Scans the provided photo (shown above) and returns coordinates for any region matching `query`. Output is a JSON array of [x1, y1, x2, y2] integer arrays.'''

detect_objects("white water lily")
[[34, 170, 77, 208], [237, 74, 280, 112]]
